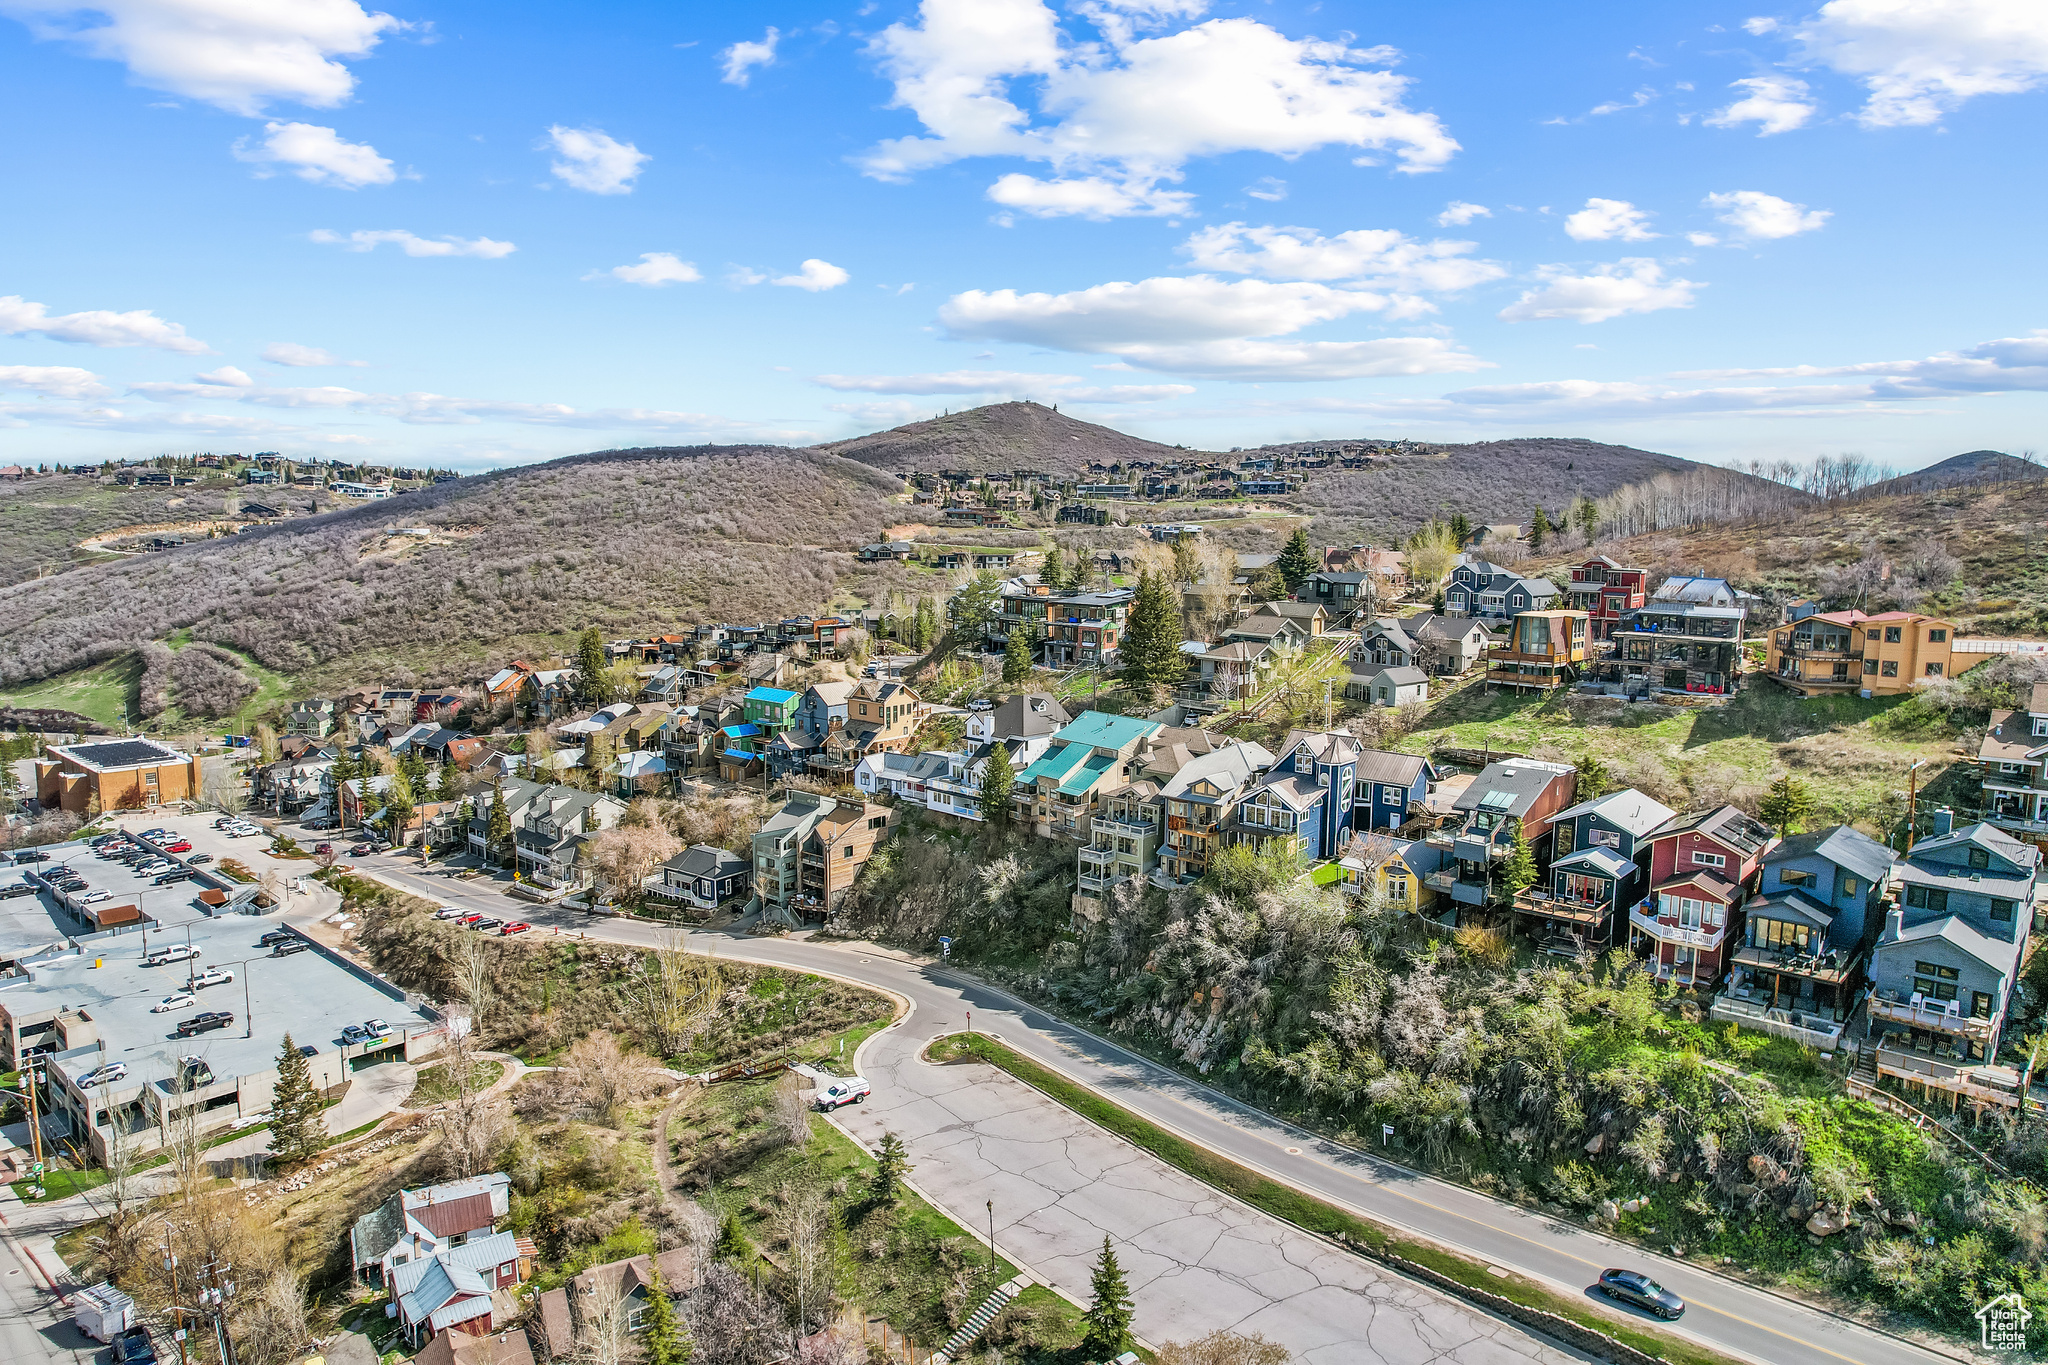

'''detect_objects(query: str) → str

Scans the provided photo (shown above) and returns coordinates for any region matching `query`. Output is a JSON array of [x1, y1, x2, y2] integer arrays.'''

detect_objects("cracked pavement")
[[835, 1035, 1585, 1364]]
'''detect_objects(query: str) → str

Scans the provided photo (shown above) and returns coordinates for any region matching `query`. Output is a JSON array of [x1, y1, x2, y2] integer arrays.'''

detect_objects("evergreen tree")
[[953, 572, 1003, 638], [714, 1210, 749, 1261], [639, 1267, 692, 1365], [380, 768, 416, 843], [1500, 824, 1536, 902], [435, 760, 462, 803], [913, 597, 938, 652], [400, 747, 429, 793], [1040, 544, 1066, 593], [1575, 495, 1600, 546], [979, 742, 1016, 825], [871, 1131, 911, 1203], [268, 1032, 323, 1166], [1450, 512, 1472, 546], [1081, 1236, 1135, 1359], [1760, 774, 1817, 836], [534, 1192, 569, 1261], [486, 777, 513, 862], [574, 627, 612, 704], [1529, 505, 1552, 552], [1119, 571, 1185, 691], [1002, 627, 1033, 684], [1276, 526, 1319, 592]]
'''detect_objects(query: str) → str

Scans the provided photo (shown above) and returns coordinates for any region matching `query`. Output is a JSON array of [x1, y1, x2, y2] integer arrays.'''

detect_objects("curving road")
[[345, 856, 1966, 1365]]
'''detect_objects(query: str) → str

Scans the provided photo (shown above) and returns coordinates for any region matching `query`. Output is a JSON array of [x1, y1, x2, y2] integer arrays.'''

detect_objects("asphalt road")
[[347, 852, 1967, 1365]]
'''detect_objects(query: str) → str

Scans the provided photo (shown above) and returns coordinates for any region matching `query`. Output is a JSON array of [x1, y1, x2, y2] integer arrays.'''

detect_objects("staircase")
[[1850, 1043, 1878, 1093], [932, 1275, 1028, 1363]]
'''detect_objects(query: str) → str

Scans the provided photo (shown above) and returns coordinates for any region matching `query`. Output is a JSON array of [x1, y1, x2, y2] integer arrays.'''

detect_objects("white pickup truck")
[[813, 1075, 872, 1110]]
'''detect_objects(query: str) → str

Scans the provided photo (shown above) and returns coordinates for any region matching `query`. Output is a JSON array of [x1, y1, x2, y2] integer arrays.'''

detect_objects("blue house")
[[1352, 749, 1436, 833], [1868, 822, 2039, 1082], [1714, 824, 1895, 1033], [1230, 730, 1358, 862], [1445, 560, 1561, 621], [1514, 788, 1676, 954]]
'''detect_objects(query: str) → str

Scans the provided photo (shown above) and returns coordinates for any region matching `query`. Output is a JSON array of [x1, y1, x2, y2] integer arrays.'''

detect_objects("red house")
[[1566, 556, 1648, 642], [1630, 806, 1777, 988]]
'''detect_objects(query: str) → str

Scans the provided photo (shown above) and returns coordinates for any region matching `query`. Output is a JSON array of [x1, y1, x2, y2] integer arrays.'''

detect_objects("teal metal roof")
[[745, 686, 799, 705], [1061, 751, 1119, 796], [1050, 710, 1163, 750], [1018, 741, 1091, 787]]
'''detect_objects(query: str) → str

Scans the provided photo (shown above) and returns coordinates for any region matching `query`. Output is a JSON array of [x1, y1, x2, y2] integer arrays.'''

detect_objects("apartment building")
[[1765, 610, 1957, 697]]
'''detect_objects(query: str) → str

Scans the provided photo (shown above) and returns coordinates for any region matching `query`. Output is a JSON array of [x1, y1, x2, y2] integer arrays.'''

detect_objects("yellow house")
[[1766, 610, 1957, 697], [1338, 837, 1448, 916]]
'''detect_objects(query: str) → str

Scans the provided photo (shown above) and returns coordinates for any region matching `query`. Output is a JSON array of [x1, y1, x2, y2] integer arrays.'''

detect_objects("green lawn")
[[0, 654, 143, 727]]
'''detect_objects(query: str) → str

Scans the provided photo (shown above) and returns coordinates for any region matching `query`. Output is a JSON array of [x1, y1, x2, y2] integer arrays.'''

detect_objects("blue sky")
[[1, 0, 2044, 470]]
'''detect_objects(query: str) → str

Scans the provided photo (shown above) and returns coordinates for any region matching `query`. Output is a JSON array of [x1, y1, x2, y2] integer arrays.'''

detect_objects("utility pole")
[[18, 1059, 45, 1193], [1905, 759, 1926, 852], [162, 1226, 189, 1365]]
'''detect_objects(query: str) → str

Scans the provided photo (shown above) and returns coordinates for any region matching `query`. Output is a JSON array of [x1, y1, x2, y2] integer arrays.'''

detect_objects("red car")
[[500, 922, 531, 936], [164, 841, 193, 854], [314, 843, 334, 856], [457, 912, 485, 926]]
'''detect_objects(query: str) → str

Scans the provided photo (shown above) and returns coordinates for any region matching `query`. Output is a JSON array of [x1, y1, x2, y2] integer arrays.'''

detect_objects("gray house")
[[1354, 613, 1492, 676], [1445, 561, 1559, 621], [651, 844, 750, 917], [1518, 788, 1676, 956], [1347, 664, 1427, 707], [1867, 822, 2039, 1093]]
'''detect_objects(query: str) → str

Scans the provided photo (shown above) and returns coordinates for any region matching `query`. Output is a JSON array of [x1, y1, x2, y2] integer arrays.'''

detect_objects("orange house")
[[35, 739, 203, 814]]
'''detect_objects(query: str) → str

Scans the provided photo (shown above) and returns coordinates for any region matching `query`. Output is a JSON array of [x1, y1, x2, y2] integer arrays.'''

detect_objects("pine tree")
[[268, 1032, 323, 1167], [640, 1267, 693, 1365], [1575, 495, 1600, 546], [1041, 544, 1066, 593], [1119, 571, 1185, 691], [979, 742, 1016, 825], [871, 1131, 911, 1203], [435, 760, 462, 803], [400, 747, 429, 792], [1529, 505, 1552, 552], [380, 768, 416, 843], [1002, 627, 1033, 684], [714, 1210, 749, 1261], [1760, 774, 1816, 836], [574, 627, 612, 704], [1450, 512, 1472, 546], [1276, 526, 1318, 592], [1081, 1236, 1135, 1358], [1500, 823, 1536, 902], [486, 777, 513, 862]]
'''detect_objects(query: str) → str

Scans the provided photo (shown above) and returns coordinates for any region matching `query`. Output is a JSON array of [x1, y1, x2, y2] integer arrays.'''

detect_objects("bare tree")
[[770, 1072, 812, 1150], [562, 1029, 658, 1126], [573, 1270, 643, 1365], [627, 928, 721, 1060], [771, 1179, 835, 1332], [1157, 1330, 1294, 1365], [455, 933, 494, 1039], [232, 1267, 315, 1365], [435, 1016, 510, 1178], [588, 824, 684, 905], [687, 1261, 779, 1365]]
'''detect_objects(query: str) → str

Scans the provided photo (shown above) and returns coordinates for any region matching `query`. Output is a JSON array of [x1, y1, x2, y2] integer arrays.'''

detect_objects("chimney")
[[1886, 906, 1903, 942], [1928, 806, 1954, 839]]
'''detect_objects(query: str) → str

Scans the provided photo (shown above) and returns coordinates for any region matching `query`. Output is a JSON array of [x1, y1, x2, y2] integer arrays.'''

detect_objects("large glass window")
[[1905, 884, 1949, 912], [1755, 919, 1812, 952], [1913, 961, 1959, 1002]]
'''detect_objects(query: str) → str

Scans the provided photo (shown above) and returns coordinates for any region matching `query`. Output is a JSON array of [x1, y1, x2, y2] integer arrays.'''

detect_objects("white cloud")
[[544, 126, 648, 195], [1703, 76, 1817, 136], [1743, 17, 1782, 35], [937, 273, 1487, 379], [859, 1, 1458, 218], [721, 26, 778, 85], [597, 253, 703, 287], [772, 259, 850, 291], [194, 365, 253, 387], [809, 369, 1193, 401], [2, 0, 402, 114], [987, 172, 1192, 219], [1436, 200, 1490, 226], [1705, 189, 1831, 239], [0, 293, 211, 352], [1245, 176, 1287, 202], [309, 229, 516, 258], [1563, 198, 1658, 242], [1792, 0, 2048, 127], [0, 365, 108, 398], [1588, 87, 1657, 116], [1181, 222, 1506, 294], [1497, 259, 1701, 324], [231, 120, 394, 187], [262, 341, 363, 366], [1672, 331, 2048, 398], [1687, 232, 1721, 246], [1054, 383, 1193, 402]]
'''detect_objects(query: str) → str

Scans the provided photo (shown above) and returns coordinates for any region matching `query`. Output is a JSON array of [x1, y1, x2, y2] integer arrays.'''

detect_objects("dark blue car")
[[1598, 1268, 1685, 1319]]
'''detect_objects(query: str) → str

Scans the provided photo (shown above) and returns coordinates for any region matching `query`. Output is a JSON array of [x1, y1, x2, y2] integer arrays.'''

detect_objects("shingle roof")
[[1880, 913, 2025, 977], [1353, 748, 1429, 787], [1551, 788, 1677, 837], [1766, 824, 1895, 886], [1453, 759, 1574, 818], [1551, 847, 1635, 879]]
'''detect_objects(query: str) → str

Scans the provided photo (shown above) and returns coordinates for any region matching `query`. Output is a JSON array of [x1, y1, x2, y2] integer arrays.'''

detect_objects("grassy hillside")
[[0, 474, 256, 587], [815, 399, 1194, 475], [1863, 448, 2035, 498], [0, 446, 913, 692]]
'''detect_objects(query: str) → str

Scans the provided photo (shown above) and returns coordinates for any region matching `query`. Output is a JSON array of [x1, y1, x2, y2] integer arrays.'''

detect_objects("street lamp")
[[986, 1199, 996, 1276]]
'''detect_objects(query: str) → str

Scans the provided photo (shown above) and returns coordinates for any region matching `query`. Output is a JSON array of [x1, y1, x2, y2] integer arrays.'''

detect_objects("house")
[[1294, 571, 1377, 624], [1445, 562, 1559, 621], [967, 692, 1069, 748], [1462, 523, 1523, 549], [985, 576, 1135, 667], [1348, 664, 1428, 707], [1321, 545, 1407, 588], [750, 792, 898, 921], [857, 541, 918, 562], [1188, 640, 1272, 703], [35, 739, 204, 815], [411, 1328, 533, 1365], [648, 844, 750, 917], [1484, 609, 1588, 692], [1354, 613, 1491, 677], [1515, 789, 1676, 956], [466, 779, 627, 887], [1428, 759, 1578, 915], [1866, 822, 2040, 1098], [613, 750, 671, 797], [814, 680, 924, 777], [1228, 730, 1360, 862], [521, 669, 578, 718], [483, 663, 531, 706], [639, 665, 688, 704], [1351, 748, 1437, 833], [743, 686, 800, 735], [1221, 612, 1311, 654], [537, 1248, 693, 1359], [1339, 837, 1451, 918], [1564, 557, 1649, 641], [1978, 683, 2048, 840], [1631, 806, 1777, 988], [1765, 611, 1958, 697], [1600, 600, 1746, 696], [1086, 738, 1271, 903], [285, 698, 338, 739], [351, 1173, 514, 1285], [1713, 825, 1895, 1045], [389, 1233, 526, 1345], [1015, 711, 1165, 839], [1652, 576, 1759, 610], [853, 749, 948, 803], [1233, 552, 1279, 585]]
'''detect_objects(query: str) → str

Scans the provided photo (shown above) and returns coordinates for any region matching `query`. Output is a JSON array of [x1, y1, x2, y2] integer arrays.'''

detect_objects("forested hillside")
[[0, 447, 912, 689]]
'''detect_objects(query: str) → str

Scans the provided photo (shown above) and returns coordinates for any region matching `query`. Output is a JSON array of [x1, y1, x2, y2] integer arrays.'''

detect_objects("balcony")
[[1423, 828, 1456, 851], [1096, 815, 1158, 837], [1076, 873, 1108, 893], [1730, 943, 1854, 986], [1423, 870, 1458, 894], [1079, 846, 1115, 868], [1708, 994, 1846, 1050], [1871, 1042, 2035, 1110], [1512, 889, 1607, 926], [1627, 905, 1727, 952], [1867, 993, 1996, 1042]]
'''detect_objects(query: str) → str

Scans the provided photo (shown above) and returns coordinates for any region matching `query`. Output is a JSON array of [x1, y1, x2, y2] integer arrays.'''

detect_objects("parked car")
[[81, 889, 110, 904], [965, 699, 995, 711], [191, 966, 233, 989], [456, 912, 485, 926], [471, 917, 503, 932], [314, 843, 334, 856], [154, 871, 195, 886], [114, 1323, 157, 1364], [433, 905, 466, 920], [0, 883, 38, 900], [145, 945, 201, 967], [349, 844, 373, 857], [78, 1062, 129, 1088], [257, 930, 295, 947], [1596, 1269, 1685, 1320], [174, 1012, 234, 1037], [500, 921, 532, 936], [271, 940, 311, 957], [341, 1019, 392, 1045], [163, 841, 193, 854], [213, 817, 235, 829], [152, 992, 196, 1013], [12, 850, 49, 863], [813, 1076, 872, 1110]]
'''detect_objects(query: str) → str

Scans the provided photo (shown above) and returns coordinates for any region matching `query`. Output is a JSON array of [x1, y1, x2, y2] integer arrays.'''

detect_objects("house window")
[[1554, 824, 1574, 854], [2002, 762, 2028, 774], [1879, 660, 1898, 677], [1693, 850, 1726, 868], [842, 845, 854, 858], [1756, 918, 1812, 951], [1925, 662, 1944, 676], [1974, 991, 1995, 1019], [868, 816, 888, 830], [1863, 660, 1880, 675], [1969, 846, 1991, 869], [1905, 884, 1949, 912], [1929, 628, 1947, 643], [2034, 717, 2048, 737], [1779, 868, 1812, 886], [1843, 878, 1857, 897], [1991, 898, 2016, 922], [1912, 961, 1959, 1001], [1884, 626, 1902, 643], [1387, 876, 1410, 901]]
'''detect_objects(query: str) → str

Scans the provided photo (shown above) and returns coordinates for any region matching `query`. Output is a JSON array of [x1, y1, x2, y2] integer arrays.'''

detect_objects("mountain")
[[815, 400, 1192, 475], [0, 446, 912, 691], [1863, 450, 2038, 498]]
